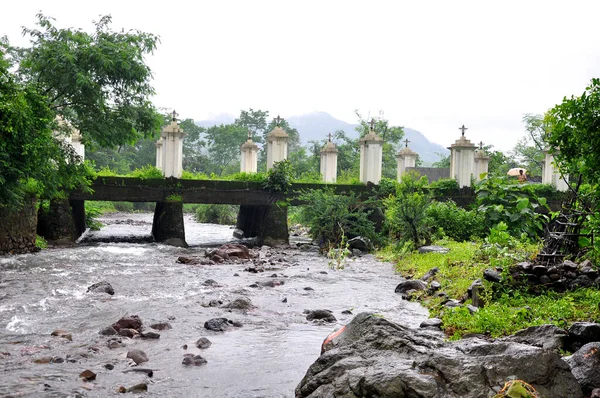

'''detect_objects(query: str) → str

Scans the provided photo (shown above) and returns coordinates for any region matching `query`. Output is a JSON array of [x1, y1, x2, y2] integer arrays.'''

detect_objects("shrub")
[[129, 165, 163, 179], [475, 175, 549, 241], [426, 200, 486, 241], [264, 159, 293, 193], [297, 187, 377, 248], [194, 204, 238, 225], [35, 235, 48, 249]]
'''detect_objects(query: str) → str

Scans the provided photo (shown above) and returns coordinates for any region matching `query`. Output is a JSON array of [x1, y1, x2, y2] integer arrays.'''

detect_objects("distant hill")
[[195, 111, 448, 166]]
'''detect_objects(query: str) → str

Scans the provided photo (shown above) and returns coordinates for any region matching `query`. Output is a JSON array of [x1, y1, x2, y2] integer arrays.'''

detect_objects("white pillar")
[[543, 149, 569, 191], [474, 149, 489, 182], [448, 130, 476, 188], [396, 147, 417, 181], [320, 139, 338, 183], [240, 137, 258, 173], [161, 115, 187, 178], [266, 126, 289, 171], [155, 138, 163, 171], [359, 129, 383, 184], [70, 131, 85, 162]]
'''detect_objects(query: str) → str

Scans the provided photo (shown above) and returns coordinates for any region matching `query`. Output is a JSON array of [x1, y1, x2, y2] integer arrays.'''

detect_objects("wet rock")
[[33, 356, 53, 364], [195, 337, 212, 349], [282, 298, 288, 303], [483, 268, 502, 283], [394, 279, 427, 294], [420, 318, 442, 328], [119, 328, 139, 338], [222, 297, 254, 310], [341, 310, 353, 315], [319, 271, 328, 275], [126, 349, 148, 365], [299, 244, 320, 253], [112, 315, 143, 333], [567, 275, 594, 290], [104, 364, 114, 370], [582, 266, 598, 280], [177, 256, 215, 265], [418, 245, 449, 254], [182, 354, 207, 366], [532, 265, 548, 276], [248, 283, 259, 288], [204, 317, 242, 332], [149, 322, 172, 331], [203, 279, 219, 286], [505, 324, 568, 351], [87, 281, 115, 295], [206, 243, 252, 262], [123, 368, 153, 377], [233, 228, 244, 239], [592, 388, 600, 398], [444, 299, 461, 308], [233, 273, 239, 277], [420, 267, 439, 282], [466, 304, 479, 314], [306, 310, 336, 323], [351, 249, 363, 257], [347, 236, 370, 252], [296, 312, 582, 398], [80, 369, 96, 381], [140, 331, 160, 339], [100, 326, 118, 336], [561, 259, 579, 271], [303, 286, 314, 291], [428, 281, 441, 292], [539, 275, 551, 285], [204, 299, 223, 307], [565, 342, 600, 395], [107, 338, 123, 349], [259, 279, 285, 287], [50, 329, 72, 341], [567, 322, 600, 352], [126, 383, 148, 393]]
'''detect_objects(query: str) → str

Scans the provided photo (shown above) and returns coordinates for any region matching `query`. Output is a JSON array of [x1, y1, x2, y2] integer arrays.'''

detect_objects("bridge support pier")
[[152, 200, 188, 247], [37, 198, 86, 243], [236, 204, 289, 246]]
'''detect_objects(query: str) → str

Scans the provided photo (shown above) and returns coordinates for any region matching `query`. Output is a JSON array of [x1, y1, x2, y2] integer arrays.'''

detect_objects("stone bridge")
[[68, 177, 373, 247]]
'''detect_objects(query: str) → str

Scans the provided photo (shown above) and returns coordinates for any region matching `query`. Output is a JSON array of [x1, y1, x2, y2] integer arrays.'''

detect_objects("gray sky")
[[3, 0, 599, 151]]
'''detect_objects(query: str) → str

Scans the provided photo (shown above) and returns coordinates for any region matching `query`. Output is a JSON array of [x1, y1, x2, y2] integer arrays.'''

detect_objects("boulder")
[[296, 313, 582, 398], [504, 324, 567, 351], [567, 275, 594, 290], [206, 243, 252, 262], [418, 245, 449, 254], [149, 322, 172, 331], [195, 337, 212, 349], [222, 297, 255, 310], [233, 228, 244, 239], [86, 281, 114, 295], [182, 354, 207, 366], [420, 318, 442, 328], [126, 349, 148, 365], [99, 326, 118, 336], [305, 310, 337, 323], [347, 236, 371, 252], [394, 280, 427, 294], [420, 267, 439, 282], [112, 315, 143, 333], [140, 331, 160, 339], [567, 322, 600, 352], [204, 317, 242, 332], [483, 268, 502, 283], [564, 342, 600, 395]]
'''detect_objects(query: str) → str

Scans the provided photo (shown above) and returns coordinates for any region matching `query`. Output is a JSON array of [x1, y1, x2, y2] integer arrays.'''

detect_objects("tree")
[[546, 78, 600, 184], [204, 123, 248, 175], [235, 108, 268, 143], [15, 14, 162, 149], [508, 114, 547, 177]]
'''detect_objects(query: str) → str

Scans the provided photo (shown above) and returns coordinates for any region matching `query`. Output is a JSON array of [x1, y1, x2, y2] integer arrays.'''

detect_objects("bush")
[[297, 187, 377, 248], [264, 159, 293, 193], [194, 204, 238, 225], [129, 165, 163, 179], [426, 200, 486, 241]]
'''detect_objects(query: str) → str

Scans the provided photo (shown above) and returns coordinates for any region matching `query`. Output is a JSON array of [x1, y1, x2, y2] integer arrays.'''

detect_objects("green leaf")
[[516, 198, 529, 211]]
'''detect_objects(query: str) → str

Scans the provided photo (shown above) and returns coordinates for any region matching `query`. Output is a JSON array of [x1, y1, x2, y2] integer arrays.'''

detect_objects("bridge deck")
[[70, 177, 372, 205]]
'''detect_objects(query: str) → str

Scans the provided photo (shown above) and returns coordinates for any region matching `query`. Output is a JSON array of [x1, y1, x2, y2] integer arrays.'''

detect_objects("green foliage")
[[84, 201, 110, 230], [228, 172, 267, 182], [194, 204, 238, 225], [17, 13, 162, 148], [129, 165, 163, 179], [383, 173, 432, 248], [35, 235, 48, 249], [475, 175, 549, 241], [426, 200, 486, 241], [113, 201, 134, 212], [327, 231, 351, 270], [264, 159, 293, 194], [442, 288, 600, 339], [165, 194, 182, 202], [427, 178, 459, 192], [432, 152, 450, 168], [297, 187, 377, 247]]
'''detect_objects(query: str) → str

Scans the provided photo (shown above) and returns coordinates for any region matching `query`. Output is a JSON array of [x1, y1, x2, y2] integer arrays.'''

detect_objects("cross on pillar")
[[274, 115, 282, 127], [369, 118, 376, 131], [248, 129, 253, 140], [327, 132, 332, 142], [172, 110, 178, 122], [459, 124, 468, 136], [479, 141, 484, 150], [404, 138, 410, 148]]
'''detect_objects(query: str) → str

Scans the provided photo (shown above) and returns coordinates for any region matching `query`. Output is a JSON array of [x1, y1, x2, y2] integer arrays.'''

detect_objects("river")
[[0, 213, 429, 397]]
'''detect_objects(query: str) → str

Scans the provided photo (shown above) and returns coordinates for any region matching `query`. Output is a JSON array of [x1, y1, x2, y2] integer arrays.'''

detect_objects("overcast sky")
[[3, 1, 599, 151]]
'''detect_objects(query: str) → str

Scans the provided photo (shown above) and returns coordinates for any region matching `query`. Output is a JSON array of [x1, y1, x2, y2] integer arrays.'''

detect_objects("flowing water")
[[0, 213, 429, 397]]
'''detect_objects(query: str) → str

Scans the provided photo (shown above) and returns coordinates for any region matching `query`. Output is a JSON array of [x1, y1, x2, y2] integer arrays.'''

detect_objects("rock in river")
[[296, 312, 582, 398], [86, 281, 114, 295]]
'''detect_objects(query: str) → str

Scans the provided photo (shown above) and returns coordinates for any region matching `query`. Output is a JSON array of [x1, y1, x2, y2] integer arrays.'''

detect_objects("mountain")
[[194, 111, 448, 166]]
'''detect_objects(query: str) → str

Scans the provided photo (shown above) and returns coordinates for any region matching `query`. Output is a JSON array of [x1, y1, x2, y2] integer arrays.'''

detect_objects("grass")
[[379, 239, 600, 340]]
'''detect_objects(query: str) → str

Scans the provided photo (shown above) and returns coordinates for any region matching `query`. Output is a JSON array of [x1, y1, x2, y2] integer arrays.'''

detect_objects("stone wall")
[[406, 167, 450, 182], [0, 198, 38, 254]]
